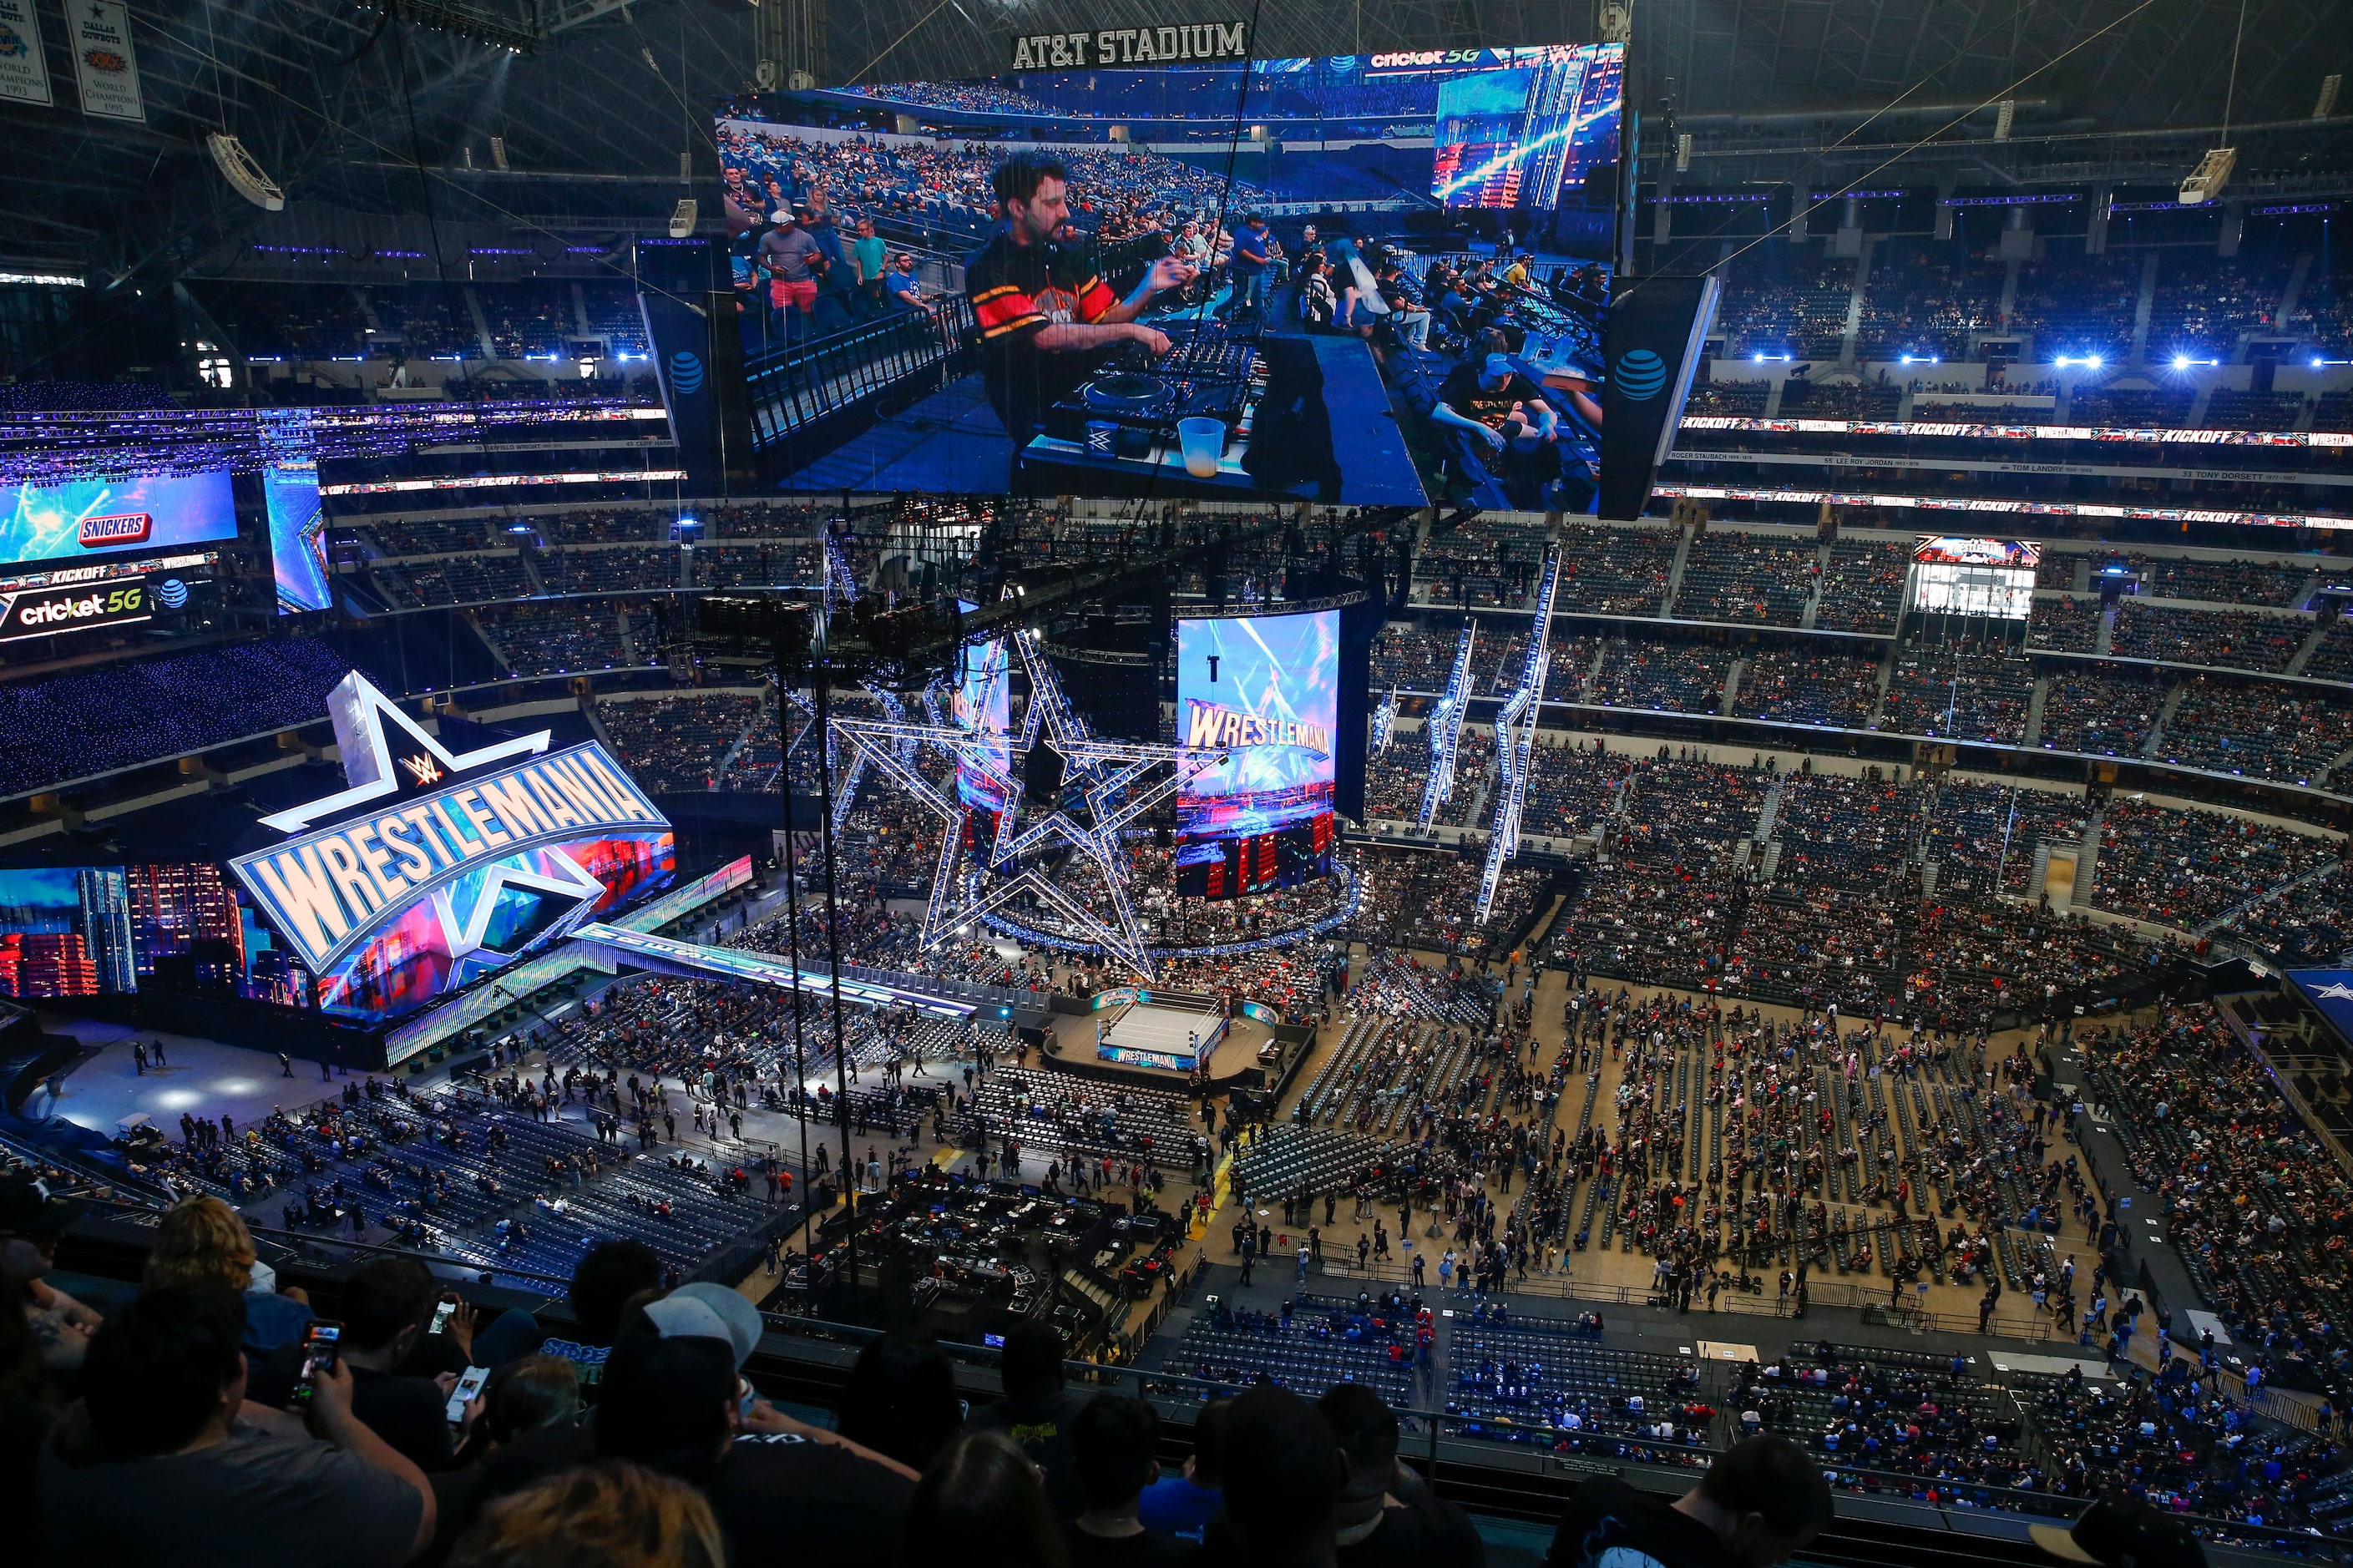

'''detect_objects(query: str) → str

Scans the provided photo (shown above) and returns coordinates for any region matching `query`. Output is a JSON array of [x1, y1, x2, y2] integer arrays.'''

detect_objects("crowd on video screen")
[[712, 48, 1620, 507]]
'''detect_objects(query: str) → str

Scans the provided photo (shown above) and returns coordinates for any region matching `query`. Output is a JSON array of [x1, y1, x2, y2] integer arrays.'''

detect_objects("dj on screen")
[[965, 151, 1200, 476]]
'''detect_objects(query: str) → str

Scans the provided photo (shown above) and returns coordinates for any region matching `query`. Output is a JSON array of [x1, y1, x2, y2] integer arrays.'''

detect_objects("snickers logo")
[[79, 513, 153, 546]]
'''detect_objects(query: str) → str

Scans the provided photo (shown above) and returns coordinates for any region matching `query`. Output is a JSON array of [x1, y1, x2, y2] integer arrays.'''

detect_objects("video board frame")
[[713, 42, 1620, 508]]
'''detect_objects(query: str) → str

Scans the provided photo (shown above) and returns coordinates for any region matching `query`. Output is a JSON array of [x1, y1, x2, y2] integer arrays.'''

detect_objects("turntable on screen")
[[1016, 324, 1427, 505]]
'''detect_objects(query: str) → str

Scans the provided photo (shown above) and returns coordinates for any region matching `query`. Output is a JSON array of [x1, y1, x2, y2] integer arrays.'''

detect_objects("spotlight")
[[2173, 356, 2190, 370], [669, 199, 698, 239]]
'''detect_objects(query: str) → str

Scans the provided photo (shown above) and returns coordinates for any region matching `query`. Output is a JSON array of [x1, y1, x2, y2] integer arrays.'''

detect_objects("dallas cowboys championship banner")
[[0, 0, 54, 108], [1597, 272, 1720, 523], [231, 673, 673, 1019]]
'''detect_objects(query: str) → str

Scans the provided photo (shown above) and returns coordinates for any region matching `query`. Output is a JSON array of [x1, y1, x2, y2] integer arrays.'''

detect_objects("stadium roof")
[[1, 0, 2348, 285]]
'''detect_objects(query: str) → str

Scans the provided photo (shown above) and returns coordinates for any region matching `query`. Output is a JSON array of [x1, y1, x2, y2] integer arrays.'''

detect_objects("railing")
[[1308, 1252, 2074, 1342], [741, 1302, 2344, 1560], [744, 296, 977, 446]]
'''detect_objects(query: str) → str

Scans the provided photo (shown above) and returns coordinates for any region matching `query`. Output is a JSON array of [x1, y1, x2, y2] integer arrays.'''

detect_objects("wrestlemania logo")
[[230, 672, 674, 1019], [1182, 700, 1331, 756]]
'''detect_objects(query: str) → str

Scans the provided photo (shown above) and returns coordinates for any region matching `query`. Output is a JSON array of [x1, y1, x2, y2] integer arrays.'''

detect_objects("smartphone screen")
[[294, 1321, 342, 1403], [428, 1299, 458, 1335], [445, 1364, 489, 1425]]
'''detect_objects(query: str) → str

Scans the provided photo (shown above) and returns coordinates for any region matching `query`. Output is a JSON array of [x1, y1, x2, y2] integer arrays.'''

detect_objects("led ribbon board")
[[230, 672, 674, 1019]]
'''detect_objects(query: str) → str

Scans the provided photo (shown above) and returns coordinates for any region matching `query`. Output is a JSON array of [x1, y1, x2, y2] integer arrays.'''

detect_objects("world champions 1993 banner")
[[230, 673, 674, 1020]]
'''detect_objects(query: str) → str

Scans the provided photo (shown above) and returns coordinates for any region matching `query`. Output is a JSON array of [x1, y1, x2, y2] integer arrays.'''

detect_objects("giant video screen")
[[716, 43, 1618, 510], [1173, 609, 1337, 898], [949, 606, 1012, 812], [266, 462, 334, 614], [1911, 537, 2039, 620], [1430, 49, 1622, 209], [2, 471, 240, 570], [0, 862, 311, 1007]]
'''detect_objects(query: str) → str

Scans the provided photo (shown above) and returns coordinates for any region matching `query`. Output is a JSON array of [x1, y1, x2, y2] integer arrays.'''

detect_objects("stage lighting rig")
[[206, 134, 286, 212], [2180, 147, 2238, 205], [354, 0, 544, 53]]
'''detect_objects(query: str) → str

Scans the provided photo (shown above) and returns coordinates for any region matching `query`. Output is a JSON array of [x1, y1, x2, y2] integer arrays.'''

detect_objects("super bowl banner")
[[1597, 273, 1720, 522], [69, 0, 141, 122], [231, 672, 674, 1019], [0, 0, 53, 108]]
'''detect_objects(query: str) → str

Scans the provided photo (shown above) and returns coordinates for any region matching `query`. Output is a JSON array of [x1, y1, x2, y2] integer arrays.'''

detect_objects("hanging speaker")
[[670, 198, 699, 239]]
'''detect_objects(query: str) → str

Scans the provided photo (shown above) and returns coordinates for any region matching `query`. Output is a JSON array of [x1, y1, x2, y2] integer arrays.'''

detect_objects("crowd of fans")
[[2090, 802, 2339, 934], [718, 119, 1265, 248], [1814, 539, 1910, 634], [0, 640, 353, 797], [2154, 678, 2353, 787], [1595, 641, 1734, 714], [598, 695, 764, 793], [1735, 646, 1880, 728], [1878, 647, 2034, 744], [2084, 1002, 2351, 1409], [1673, 533, 1819, 626], [2109, 605, 2307, 672], [2037, 673, 2164, 757]]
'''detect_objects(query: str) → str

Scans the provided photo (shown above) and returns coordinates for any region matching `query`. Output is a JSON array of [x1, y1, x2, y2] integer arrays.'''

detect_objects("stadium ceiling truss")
[[827, 628, 1227, 981], [9, 0, 2348, 287]]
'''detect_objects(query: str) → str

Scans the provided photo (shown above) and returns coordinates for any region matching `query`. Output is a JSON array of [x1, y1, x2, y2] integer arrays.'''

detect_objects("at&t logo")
[[667, 350, 705, 395], [1614, 348, 1667, 401]]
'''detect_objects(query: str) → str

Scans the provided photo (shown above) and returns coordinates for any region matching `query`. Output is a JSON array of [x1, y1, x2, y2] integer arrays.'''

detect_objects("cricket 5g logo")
[[0, 580, 150, 642]]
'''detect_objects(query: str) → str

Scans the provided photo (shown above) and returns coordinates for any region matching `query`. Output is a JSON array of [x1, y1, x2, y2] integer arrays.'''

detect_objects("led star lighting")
[[1476, 546, 1559, 924], [827, 629, 1226, 980], [1419, 620, 1479, 829], [258, 671, 550, 832]]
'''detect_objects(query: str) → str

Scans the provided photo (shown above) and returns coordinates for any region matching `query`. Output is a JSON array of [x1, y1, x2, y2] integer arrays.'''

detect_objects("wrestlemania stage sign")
[[231, 673, 674, 1019]]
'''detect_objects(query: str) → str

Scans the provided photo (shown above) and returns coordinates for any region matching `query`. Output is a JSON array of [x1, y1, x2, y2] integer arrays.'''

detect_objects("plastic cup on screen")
[[1176, 417, 1225, 478]]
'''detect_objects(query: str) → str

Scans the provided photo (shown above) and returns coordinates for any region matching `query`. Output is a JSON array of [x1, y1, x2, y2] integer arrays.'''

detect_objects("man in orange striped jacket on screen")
[[964, 150, 1198, 483]]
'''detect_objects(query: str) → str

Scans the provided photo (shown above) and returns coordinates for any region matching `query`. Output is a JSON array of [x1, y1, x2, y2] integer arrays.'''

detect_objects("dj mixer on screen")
[[715, 44, 1622, 505]]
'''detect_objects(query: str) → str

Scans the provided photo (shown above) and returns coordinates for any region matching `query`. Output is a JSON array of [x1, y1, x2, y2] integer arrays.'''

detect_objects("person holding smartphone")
[[38, 1285, 437, 1565], [247, 1257, 478, 1472]]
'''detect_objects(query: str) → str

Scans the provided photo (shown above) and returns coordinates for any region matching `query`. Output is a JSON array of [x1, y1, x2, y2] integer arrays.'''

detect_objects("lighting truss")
[[822, 532, 860, 611], [1369, 686, 1399, 756], [1476, 546, 1560, 925], [0, 400, 665, 486], [827, 627, 1226, 979], [1418, 619, 1478, 829], [353, 0, 544, 53], [830, 682, 913, 834]]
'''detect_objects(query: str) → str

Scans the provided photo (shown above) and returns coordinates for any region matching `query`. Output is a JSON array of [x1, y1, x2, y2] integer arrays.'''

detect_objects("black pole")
[[773, 674, 817, 1276], [810, 664, 860, 1289]]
